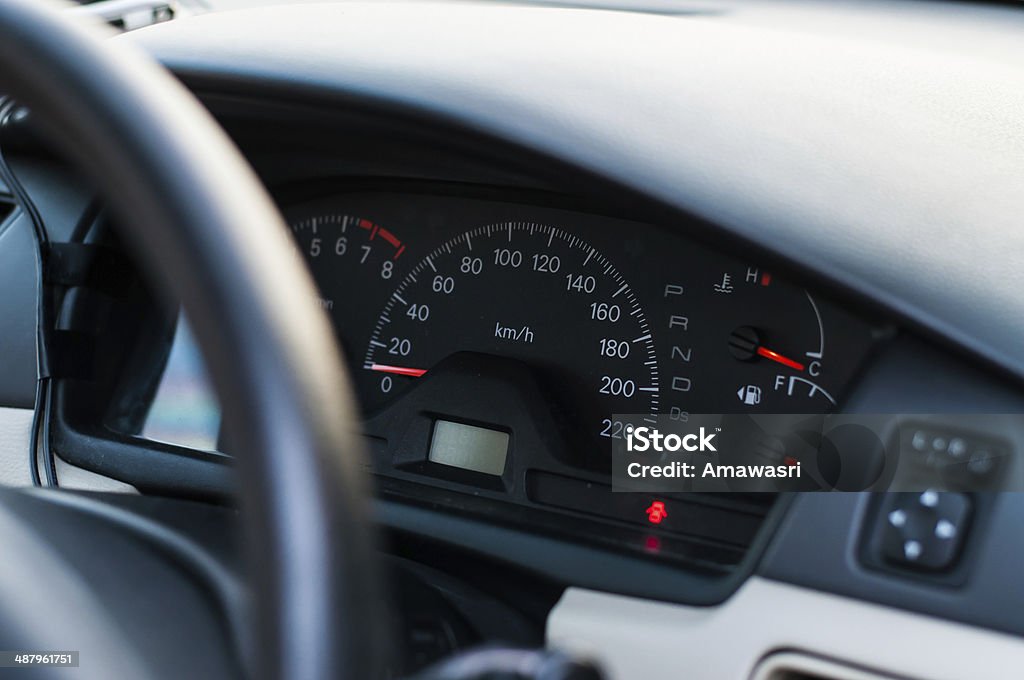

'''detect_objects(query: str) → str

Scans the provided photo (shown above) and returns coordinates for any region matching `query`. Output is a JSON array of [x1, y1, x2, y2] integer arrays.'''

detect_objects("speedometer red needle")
[[756, 347, 805, 372], [369, 363, 428, 378]]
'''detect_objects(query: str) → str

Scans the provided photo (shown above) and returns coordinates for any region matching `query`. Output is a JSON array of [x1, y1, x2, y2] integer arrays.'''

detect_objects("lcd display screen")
[[428, 420, 509, 476]]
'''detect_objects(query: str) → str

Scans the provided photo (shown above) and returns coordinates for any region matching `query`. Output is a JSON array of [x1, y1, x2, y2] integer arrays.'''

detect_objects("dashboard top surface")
[[126, 1, 1024, 386]]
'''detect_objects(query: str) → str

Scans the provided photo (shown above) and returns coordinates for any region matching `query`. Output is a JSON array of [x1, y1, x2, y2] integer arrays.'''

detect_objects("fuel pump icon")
[[737, 384, 762, 406]]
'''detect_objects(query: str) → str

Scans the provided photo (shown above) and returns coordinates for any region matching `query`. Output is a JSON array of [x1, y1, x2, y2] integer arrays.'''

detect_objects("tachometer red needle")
[[756, 346, 805, 372], [369, 363, 428, 378]]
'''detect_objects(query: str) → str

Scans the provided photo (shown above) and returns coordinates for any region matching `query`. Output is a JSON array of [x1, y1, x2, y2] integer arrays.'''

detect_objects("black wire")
[[27, 381, 45, 487], [41, 378, 57, 487], [38, 200, 104, 488], [0, 98, 56, 487]]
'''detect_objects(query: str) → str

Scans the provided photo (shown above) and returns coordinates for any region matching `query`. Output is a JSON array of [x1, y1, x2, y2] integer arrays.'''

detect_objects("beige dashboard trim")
[[547, 577, 1024, 679], [0, 407, 135, 492], [0, 407, 32, 486], [751, 651, 904, 680]]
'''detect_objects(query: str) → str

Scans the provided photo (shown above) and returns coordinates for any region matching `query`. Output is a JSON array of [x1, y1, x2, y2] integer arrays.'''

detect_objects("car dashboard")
[[23, 80, 1014, 600], [3, 61, 1019, 596]]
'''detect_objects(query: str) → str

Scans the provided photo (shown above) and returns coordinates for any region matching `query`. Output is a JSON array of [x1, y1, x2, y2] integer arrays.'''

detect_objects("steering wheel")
[[0, 1, 388, 678]]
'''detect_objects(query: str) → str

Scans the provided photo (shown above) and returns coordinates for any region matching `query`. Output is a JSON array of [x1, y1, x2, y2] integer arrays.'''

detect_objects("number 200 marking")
[[600, 376, 636, 397]]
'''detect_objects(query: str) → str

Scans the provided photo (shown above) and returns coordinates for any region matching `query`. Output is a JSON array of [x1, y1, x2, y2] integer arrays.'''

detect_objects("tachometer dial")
[[360, 223, 658, 454], [289, 214, 408, 297], [286, 211, 414, 390]]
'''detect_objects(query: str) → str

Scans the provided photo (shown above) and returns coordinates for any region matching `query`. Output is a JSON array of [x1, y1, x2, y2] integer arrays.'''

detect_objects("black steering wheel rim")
[[0, 2, 388, 678]]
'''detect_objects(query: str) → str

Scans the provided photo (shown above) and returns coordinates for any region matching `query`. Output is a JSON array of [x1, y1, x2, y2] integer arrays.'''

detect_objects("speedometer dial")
[[359, 222, 658, 453]]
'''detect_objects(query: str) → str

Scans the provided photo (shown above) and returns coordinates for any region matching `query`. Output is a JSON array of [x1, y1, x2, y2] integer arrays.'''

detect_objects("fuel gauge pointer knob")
[[729, 326, 806, 372], [728, 325, 761, 361]]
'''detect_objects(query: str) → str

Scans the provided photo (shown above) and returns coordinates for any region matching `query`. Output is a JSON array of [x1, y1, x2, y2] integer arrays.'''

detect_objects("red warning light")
[[645, 500, 668, 525], [761, 272, 772, 287]]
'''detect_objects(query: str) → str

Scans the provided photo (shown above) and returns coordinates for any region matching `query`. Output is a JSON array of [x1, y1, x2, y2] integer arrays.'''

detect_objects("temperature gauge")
[[659, 264, 872, 415]]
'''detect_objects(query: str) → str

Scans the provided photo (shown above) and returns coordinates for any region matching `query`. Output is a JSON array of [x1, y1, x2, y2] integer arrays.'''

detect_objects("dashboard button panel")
[[879, 491, 971, 572]]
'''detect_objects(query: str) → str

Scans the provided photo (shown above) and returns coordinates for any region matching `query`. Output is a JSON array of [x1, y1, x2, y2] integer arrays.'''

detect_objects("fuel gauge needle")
[[369, 363, 428, 378], [755, 346, 805, 372]]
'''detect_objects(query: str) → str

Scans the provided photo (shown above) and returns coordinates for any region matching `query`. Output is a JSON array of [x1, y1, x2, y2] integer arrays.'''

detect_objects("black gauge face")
[[283, 192, 877, 469], [653, 268, 845, 417], [360, 222, 659, 451], [272, 191, 880, 570]]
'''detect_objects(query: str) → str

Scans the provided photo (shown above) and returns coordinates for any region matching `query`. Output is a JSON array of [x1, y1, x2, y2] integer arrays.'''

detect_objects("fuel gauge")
[[728, 310, 836, 408], [658, 263, 873, 416], [715, 270, 859, 412]]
